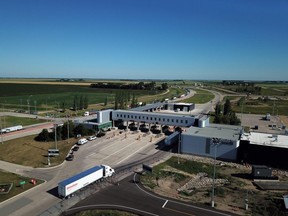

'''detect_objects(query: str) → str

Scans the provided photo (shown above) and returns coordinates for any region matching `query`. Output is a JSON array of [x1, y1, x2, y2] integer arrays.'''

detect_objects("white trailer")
[[2, 125, 23, 133], [58, 165, 115, 198]]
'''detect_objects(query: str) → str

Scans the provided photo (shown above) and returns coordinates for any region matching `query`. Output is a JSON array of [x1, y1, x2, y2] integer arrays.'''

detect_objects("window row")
[[115, 114, 188, 124]]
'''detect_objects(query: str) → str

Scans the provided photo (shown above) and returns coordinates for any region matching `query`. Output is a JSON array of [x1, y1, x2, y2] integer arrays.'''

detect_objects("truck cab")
[[101, 165, 115, 177]]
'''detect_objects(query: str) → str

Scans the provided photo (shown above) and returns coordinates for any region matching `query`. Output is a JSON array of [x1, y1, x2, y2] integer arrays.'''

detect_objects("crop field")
[[0, 135, 75, 167], [0, 83, 159, 111]]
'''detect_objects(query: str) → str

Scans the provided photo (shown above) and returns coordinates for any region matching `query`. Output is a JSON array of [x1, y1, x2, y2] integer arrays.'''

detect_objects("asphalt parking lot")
[[237, 113, 284, 134]]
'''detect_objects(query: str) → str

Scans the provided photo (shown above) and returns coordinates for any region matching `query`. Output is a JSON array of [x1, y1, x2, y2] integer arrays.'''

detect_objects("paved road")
[[65, 173, 235, 216], [0, 130, 166, 216]]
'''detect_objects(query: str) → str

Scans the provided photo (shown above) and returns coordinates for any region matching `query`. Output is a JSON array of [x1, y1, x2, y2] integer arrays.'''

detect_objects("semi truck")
[[1, 125, 23, 133], [58, 165, 115, 198]]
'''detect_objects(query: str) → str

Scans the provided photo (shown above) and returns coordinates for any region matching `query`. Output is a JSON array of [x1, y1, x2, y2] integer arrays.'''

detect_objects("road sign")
[[19, 181, 26, 185]]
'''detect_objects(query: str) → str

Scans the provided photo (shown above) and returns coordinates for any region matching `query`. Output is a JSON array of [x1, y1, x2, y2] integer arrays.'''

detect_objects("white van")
[[77, 138, 88, 145], [83, 111, 89, 116]]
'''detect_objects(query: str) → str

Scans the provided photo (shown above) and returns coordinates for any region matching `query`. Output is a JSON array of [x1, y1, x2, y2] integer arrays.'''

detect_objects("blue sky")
[[0, 0, 287, 80]]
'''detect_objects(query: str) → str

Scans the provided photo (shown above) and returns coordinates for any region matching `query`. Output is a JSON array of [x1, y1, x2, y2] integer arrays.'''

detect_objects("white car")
[[77, 138, 88, 145], [88, 136, 96, 141]]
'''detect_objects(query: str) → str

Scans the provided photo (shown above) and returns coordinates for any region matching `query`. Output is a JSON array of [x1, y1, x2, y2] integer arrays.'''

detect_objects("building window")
[[120, 114, 122, 117], [128, 115, 129, 118], [159, 118, 161, 121], [147, 117, 149, 120], [117, 114, 119, 117], [181, 120, 183, 123], [151, 117, 153, 120], [185, 120, 188, 124], [167, 119, 169, 122], [124, 115, 126, 118], [176, 119, 178, 123], [172, 119, 174, 122], [139, 116, 141, 119]]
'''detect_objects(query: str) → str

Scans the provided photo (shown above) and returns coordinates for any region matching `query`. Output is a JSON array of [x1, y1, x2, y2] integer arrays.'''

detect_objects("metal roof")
[[58, 166, 103, 187], [241, 132, 288, 149], [183, 124, 242, 141], [130, 102, 164, 111]]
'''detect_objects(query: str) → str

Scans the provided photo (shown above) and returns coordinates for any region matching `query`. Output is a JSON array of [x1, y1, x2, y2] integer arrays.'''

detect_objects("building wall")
[[97, 109, 112, 123], [112, 110, 195, 127], [181, 134, 239, 161]]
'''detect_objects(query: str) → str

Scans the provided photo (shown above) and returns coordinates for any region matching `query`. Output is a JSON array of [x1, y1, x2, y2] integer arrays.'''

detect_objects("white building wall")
[[112, 110, 195, 127], [97, 110, 112, 123], [181, 134, 238, 161]]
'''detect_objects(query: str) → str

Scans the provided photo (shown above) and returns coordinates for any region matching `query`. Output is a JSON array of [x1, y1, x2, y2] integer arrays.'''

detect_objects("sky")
[[0, 0, 287, 81]]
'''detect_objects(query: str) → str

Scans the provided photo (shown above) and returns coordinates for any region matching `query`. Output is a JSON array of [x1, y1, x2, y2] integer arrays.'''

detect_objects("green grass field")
[[0, 135, 76, 167], [0, 170, 44, 203], [181, 89, 214, 104], [0, 116, 46, 128]]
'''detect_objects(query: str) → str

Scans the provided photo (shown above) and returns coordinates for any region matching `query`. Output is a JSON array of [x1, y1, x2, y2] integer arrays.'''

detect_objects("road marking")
[[116, 140, 154, 165], [162, 200, 168, 208], [133, 173, 231, 216], [165, 206, 195, 216]]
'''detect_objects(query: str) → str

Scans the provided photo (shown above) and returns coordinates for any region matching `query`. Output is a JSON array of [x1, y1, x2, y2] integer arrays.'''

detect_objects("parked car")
[[66, 154, 74, 161], [77, 138, 88, 145], [88, 135, 97, 141], [72, 146, 79, 151]]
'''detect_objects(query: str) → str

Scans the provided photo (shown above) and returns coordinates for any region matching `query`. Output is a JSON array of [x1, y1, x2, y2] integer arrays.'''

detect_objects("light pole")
[[211, 137, 220, 208], [178, 130, 182, 164], [0, 115, 3, 144], [54, 123, 58, 150], [27, 95, 32, 116], [34, 100, 37, 114]]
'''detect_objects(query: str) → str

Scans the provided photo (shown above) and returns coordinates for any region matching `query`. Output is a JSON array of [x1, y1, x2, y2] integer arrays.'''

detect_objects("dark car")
[[72, 146, 79, 151], [66, 154, 74, 161]]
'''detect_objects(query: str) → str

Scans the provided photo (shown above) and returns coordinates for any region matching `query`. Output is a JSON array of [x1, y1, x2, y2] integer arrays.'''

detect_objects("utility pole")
[[0, 115, 3, 144], [27, 95, 32, 116], [54, 123, 58, 150], [178, 131, 182, 164], [211, 137, 220, 208]]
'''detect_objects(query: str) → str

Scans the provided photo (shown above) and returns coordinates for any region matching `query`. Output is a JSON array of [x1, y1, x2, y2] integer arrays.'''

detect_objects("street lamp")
[[34, 100, 37, 114], [0, 115, 3, 144], [178, 130, 182, 164], [211, 137, 220, 208], [27, 95, 32, 116], [54, 123, 58, 150]]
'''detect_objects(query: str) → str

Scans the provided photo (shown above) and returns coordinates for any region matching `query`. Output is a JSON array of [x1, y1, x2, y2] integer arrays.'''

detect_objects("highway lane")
[[65, 173, 235, 216]]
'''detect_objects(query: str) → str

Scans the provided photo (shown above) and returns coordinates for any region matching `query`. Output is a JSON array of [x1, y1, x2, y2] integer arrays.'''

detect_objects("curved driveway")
[[65, 173, 235, 216]]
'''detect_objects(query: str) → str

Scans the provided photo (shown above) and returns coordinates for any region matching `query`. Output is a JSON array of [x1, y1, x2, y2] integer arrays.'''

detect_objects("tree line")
[[214, 99, 241, 125], [59, 95, 89, 112], [90, 81, 168, 91], [114, 92, 145, 110], [35, 121, 95, 142]]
